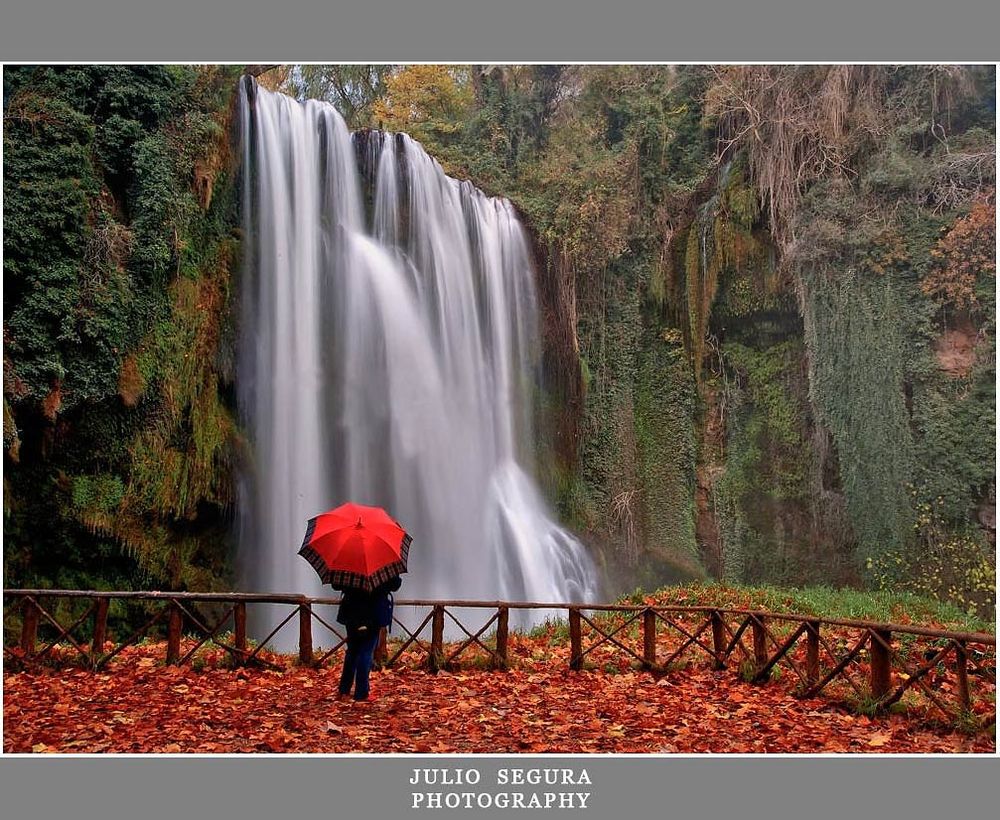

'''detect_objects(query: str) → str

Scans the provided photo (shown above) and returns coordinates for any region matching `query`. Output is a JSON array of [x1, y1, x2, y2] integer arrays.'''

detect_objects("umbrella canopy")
[[298, 502, 411, 592]]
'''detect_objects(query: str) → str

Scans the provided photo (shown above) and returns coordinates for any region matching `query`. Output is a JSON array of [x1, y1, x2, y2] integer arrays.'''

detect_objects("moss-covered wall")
[[4, 66, 244, 598], [633, 320, 700, 582], [498, 65, 995, 611]]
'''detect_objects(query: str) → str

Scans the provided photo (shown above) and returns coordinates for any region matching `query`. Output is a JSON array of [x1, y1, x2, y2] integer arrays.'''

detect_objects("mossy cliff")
[[376, 64, 995, 612], [4, 66, 244, 598]]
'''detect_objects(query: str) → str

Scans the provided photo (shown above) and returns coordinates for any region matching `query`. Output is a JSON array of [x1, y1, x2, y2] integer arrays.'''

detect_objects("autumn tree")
[[923, 192, 997, 313], [373, 65, 473, 144]]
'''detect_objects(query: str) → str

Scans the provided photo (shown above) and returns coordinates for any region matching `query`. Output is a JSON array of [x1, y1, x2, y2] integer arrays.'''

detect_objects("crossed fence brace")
[[4, 590, 995, 726], [567, 605, 994, 725]]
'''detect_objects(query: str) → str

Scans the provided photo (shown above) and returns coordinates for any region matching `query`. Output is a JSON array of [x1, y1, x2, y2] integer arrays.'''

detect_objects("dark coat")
[[335, 576, 401, 634]]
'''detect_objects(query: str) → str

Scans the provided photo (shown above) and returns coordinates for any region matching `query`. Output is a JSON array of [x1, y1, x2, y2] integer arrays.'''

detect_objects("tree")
[[290, 65, 391, 128], [923, 193, 996, 313], [373, 65, 472, 141]]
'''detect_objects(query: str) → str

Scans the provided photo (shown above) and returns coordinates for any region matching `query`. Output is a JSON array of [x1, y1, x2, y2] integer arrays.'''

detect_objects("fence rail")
[[4, 589, 995, 727]]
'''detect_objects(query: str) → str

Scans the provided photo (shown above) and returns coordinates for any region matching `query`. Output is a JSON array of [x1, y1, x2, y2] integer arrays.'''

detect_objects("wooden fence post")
[[569, 608, 583, 671], [869, 629, 892, 700], [298, 601, 314, 666], [374, 627, 388, 669], [711, 610, 727, 669], [92, 598, 109, 657], [233, 602, 247, 665], [643, 608, 656, 670], [954, 639, 970, 714], [20, 598, 39, 656], [494, 606, 509, 670], [166, 602, 182, 664], [752, 616, 768, 675], [429, 605, 445, 672], [806, 621, 820, 686]]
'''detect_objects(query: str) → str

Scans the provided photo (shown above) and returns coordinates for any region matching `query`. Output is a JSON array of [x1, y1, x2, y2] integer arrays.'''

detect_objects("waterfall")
[[237, 79, 597, 643]]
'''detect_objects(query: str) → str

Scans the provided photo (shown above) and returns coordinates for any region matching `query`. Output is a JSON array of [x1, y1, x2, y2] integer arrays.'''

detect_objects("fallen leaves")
[[3, 636, 994, 755]]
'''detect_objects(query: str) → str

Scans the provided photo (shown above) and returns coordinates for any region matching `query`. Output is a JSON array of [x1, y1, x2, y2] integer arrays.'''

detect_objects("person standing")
[[334, 575, 402, 702]]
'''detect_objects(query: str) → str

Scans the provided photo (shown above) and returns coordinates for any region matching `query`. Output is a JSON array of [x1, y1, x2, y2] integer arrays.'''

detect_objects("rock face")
[[934, 321, 979, 378], [694, 383, 725, 578]]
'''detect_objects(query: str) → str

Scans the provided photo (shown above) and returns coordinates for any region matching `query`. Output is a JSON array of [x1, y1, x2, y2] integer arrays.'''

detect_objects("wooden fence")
[[3, 589, 995, 727]]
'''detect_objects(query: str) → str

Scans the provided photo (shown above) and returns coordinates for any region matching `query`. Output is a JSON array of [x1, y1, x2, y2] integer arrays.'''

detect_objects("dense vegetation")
[[4, 66, 243, 605], [4, 65, 995, 621]]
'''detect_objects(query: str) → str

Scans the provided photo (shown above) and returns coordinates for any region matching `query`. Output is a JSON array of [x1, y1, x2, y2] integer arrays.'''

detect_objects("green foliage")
[[125, 240, 238, 523], [629, 580, 993, 634], [672, 159, 772, 383], [713, 340, 816, 584], [4, 65, 241, 597], [575, 256, 645, 563], [4, 65, 209, 410], [569, 252, 704, 586], [290, 65, 391, 129], [4, 86, 101, 399], [70, 474, 125, 513], [128, 135, 176, 281], [783, 75, 993, 608], [869, 513, 996, 619], [584, 65, 713, 204], [802, 269, 916, 564], [634, 323, 700, 573], [721, 341, 810, 503], [466, 65, 568, 179], [911, 360, 995, 527]]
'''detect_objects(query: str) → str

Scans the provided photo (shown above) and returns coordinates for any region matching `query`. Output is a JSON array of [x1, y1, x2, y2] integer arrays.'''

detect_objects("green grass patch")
[[626, 581, 993, 634]]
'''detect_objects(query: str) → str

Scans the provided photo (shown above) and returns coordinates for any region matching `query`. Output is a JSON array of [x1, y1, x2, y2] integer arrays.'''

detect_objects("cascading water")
[[237, 78, 597, 643]]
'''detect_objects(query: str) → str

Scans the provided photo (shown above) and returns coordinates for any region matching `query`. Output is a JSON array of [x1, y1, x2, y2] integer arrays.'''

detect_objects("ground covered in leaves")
[[5, 640, 993, 754], [6, 584, 994, 753]]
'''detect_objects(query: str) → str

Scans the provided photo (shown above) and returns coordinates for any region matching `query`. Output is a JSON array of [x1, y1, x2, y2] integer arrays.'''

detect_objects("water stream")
[[237, 78, 597, 644]]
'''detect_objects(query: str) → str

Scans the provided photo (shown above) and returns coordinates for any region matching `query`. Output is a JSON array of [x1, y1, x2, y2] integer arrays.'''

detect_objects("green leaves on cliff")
[[4, 86, 100, 401], [4, 65, 242, 592], [803, 272, 916, 562]]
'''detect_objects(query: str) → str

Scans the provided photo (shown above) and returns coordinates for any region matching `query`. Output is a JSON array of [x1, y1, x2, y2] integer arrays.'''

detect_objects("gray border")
[[0, 757, 998, 819], [0, 1, 998, 61], [2, 0, 999, 817]]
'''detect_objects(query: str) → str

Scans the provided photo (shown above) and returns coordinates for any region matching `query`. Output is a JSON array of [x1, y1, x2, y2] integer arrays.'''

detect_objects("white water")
[[237, 79, 597, 642]]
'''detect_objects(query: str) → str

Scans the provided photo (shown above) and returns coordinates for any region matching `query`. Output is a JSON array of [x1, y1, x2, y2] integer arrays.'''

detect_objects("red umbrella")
[[298, 502, 411, 592]]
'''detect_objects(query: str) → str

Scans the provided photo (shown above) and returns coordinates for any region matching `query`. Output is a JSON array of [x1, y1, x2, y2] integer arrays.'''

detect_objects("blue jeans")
[[339, 628, 378, 700]]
